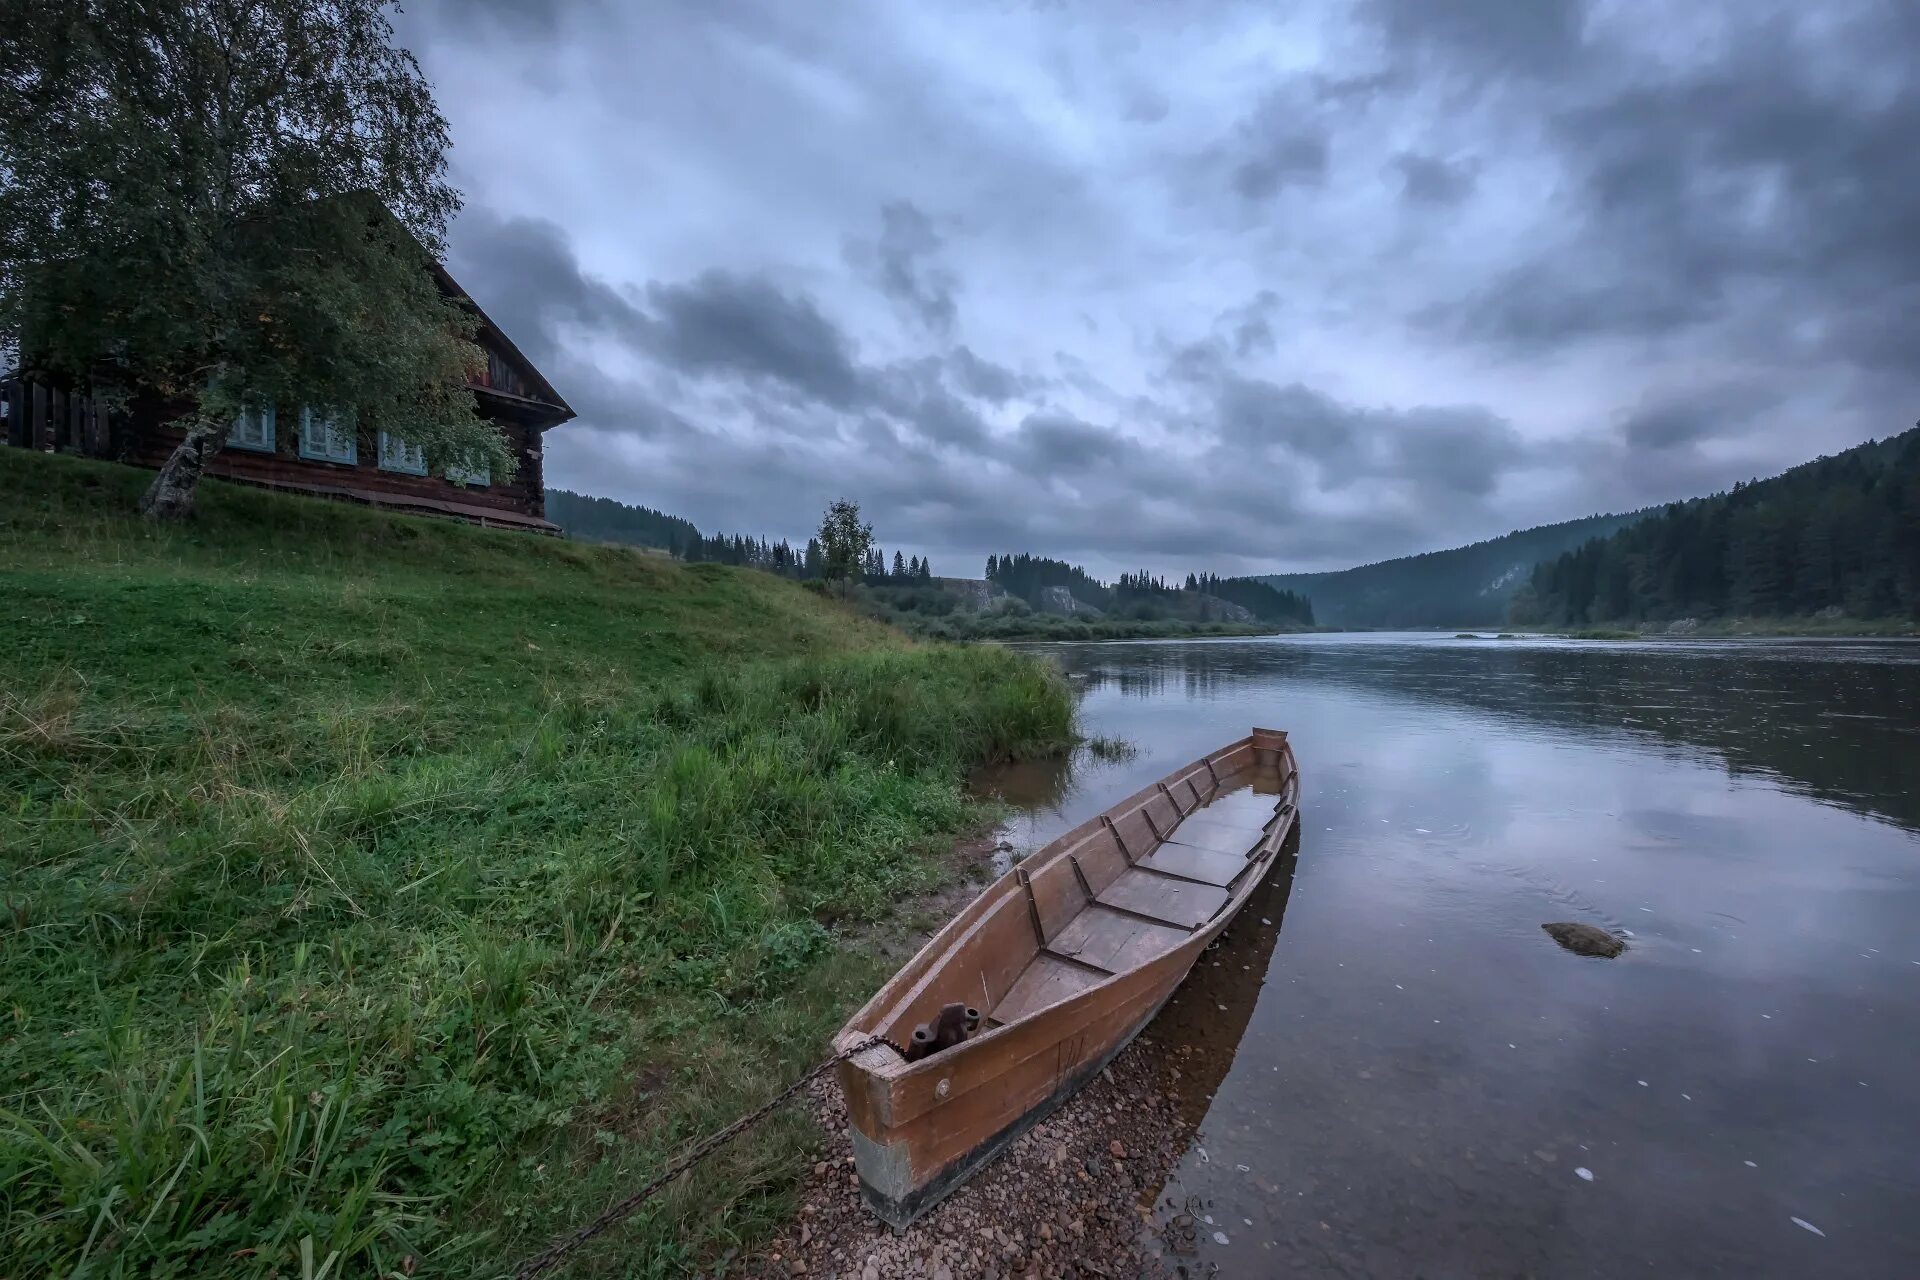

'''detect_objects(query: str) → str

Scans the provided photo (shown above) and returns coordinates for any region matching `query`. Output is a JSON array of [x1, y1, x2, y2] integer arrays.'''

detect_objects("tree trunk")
[[139, 417, 227, 520]]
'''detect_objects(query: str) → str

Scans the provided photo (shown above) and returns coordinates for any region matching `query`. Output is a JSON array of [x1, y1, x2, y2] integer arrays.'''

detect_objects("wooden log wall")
[[1, 376, 110, 454]]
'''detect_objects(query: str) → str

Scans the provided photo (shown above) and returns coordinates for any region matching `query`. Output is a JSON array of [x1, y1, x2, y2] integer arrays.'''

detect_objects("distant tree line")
[[1511, 426, 1920, 625], [985, 553, 1110, 608], [547, 489, 935, 582], [1186, 573, 1315, 625], [986, 553, 1314, 624], [545, 490, 701, 554]]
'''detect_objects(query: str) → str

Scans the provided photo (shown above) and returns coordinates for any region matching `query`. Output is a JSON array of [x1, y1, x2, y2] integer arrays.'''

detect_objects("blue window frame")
[[228, 405, 276, 452], [378, 430, 428, 476], [298, 407, 356, 464]]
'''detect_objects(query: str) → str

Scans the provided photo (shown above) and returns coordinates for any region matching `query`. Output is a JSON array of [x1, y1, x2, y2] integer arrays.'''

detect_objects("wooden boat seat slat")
[[1041, 947, 1117, 978], [1172, 812, 1270, 842], [1047, 905, 1189, 974], [1140, 842, 1248, 887], [1159, 823, 1261, 859], [992, 952, 1106, 1025], [1096, 866, 1231, 930], [1185, 789, 1278, 829]]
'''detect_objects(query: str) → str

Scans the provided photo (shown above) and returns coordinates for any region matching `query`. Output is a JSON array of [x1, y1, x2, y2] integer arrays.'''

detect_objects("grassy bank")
[[0, 451, 1074, 1277]]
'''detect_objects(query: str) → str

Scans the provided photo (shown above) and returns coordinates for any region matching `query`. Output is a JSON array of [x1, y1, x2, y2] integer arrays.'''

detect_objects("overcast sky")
[[399, 0, 1920, 578]]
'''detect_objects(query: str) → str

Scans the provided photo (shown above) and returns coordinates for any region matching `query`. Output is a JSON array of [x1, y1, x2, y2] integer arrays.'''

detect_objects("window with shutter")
[[378, 430, 428, 475], [298, 407, 357, 464], [228, 405, 276, 452]]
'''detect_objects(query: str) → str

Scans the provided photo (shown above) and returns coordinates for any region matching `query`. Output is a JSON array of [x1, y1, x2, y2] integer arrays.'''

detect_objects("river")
[[976, 633, 1920, 1278]]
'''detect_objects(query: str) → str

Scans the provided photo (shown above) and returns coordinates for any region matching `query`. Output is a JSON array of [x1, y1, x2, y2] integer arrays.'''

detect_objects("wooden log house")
[[1, 261, 573, 532]]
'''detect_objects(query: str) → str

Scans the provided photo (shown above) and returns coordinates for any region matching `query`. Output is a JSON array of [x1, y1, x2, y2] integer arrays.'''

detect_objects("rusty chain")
[[508, 1035, 890, 1279]]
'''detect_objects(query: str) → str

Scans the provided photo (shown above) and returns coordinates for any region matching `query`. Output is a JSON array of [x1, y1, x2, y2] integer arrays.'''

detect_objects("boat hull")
[[834, 729, 1299, 1229]]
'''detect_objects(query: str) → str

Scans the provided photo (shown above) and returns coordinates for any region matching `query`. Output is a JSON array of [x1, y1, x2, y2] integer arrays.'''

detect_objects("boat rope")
[[508, 1034, 893, 1279]]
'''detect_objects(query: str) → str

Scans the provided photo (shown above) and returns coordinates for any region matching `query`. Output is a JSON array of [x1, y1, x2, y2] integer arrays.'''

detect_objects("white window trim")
[[228, 405, 276, 453], [378, 429, 428, 476], [298, 407, 356, 465]]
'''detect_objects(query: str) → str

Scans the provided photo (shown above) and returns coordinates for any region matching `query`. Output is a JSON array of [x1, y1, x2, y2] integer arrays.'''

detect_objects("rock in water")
[[1542, 922, 1626, 958]]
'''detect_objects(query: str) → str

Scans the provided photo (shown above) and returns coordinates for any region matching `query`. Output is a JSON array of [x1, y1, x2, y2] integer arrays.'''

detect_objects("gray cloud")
[[410, 0, 1920, 577], [1231, 128, 1330, 201], [1368, 0, 1591, 75], [847, 201, 958, 337], [1392, 152, 1478, 206], [645, 271, 868, 409]]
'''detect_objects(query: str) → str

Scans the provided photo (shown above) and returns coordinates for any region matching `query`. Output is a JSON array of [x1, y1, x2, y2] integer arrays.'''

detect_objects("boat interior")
[[862, 733, 1298, 1060]]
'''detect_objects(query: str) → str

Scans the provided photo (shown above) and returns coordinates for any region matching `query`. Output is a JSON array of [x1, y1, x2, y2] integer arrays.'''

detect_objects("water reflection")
[[1044, 634, 1920, 833], [997, 634, 1920, 1278]]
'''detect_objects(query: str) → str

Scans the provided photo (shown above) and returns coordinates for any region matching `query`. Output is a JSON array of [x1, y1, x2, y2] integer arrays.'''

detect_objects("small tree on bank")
[[0, 0, 508, 519], [817, 498, 875, 590]]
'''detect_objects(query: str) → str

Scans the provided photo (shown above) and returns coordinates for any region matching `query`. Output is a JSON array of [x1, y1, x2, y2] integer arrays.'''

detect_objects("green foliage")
[[986, 553, 1315, 625], [1517, 425, 1920, 627], [1262, 510, 1647, 628], [0, 449, 1075, 1276], [0, 0, 508, 496], [545, 488, 703, 555], [986, 552, 1111, 609], [815, 498, 874, 585], [1183, 572, 1314, 625]]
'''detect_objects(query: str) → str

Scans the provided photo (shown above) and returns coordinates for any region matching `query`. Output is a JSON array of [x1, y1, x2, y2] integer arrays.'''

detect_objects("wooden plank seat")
[[1097, 866, 1230, 929], [1159, 821, 1263, 859], [1046, 905, 1190, 974], [1139, 841, 1249, 886], [992, 952, 1106, 1024]]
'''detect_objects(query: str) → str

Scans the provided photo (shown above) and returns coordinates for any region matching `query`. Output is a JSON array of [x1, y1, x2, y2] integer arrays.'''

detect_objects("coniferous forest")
[[1510, 425, 1920, 626], [986, 554, 1314, 625]]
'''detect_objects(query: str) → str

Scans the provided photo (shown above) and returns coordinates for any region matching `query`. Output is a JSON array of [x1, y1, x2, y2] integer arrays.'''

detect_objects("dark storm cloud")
[[1392, 152, 1477, 207], [414, 0, 1920, 576], [447, 206, 654, 364], [645, 271, 868, 409], [1618, 384, 1771, 453], [1231, 128, 1330, 201], [846, 201, 958, 337], [1407, 2, 1920, 378], [1213, 375, 1524, 498], [1016, 411, 1119, 472], [1367, 0, 1591, 74], [946, 345, 1030, 405]]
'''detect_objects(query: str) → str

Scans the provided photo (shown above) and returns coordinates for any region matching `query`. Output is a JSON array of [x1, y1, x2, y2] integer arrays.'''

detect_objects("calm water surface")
[[978, 633, 1920, 1278]]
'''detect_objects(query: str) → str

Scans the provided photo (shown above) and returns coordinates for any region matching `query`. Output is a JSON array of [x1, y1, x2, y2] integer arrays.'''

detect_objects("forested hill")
[[1513, 426, 1920, 627], [545, 489, 700, 555], [1259, 511, 1645, 628]]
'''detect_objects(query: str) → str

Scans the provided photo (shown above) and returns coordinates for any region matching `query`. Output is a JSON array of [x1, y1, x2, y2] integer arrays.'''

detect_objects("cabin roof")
[[430, 259, 576, 431]]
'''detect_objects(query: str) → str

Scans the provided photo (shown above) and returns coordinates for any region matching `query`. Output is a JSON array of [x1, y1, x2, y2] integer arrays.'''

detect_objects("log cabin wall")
[[5, 244, 576, 532], [122, 405, 555, 530], [1, 375, 111, 455], [3, 373, 564, 532]]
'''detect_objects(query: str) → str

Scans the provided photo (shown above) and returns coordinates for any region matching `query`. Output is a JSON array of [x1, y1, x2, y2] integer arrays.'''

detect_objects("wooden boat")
[[833, 728, 1300, 1228]]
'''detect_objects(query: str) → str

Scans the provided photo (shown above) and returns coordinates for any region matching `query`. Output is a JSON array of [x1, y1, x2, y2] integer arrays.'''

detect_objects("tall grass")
[[0, 450, 1074, 1276]]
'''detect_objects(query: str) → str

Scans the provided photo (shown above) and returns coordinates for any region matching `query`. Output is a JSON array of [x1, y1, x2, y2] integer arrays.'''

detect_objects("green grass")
[[0, 450, 1075, 1278]]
